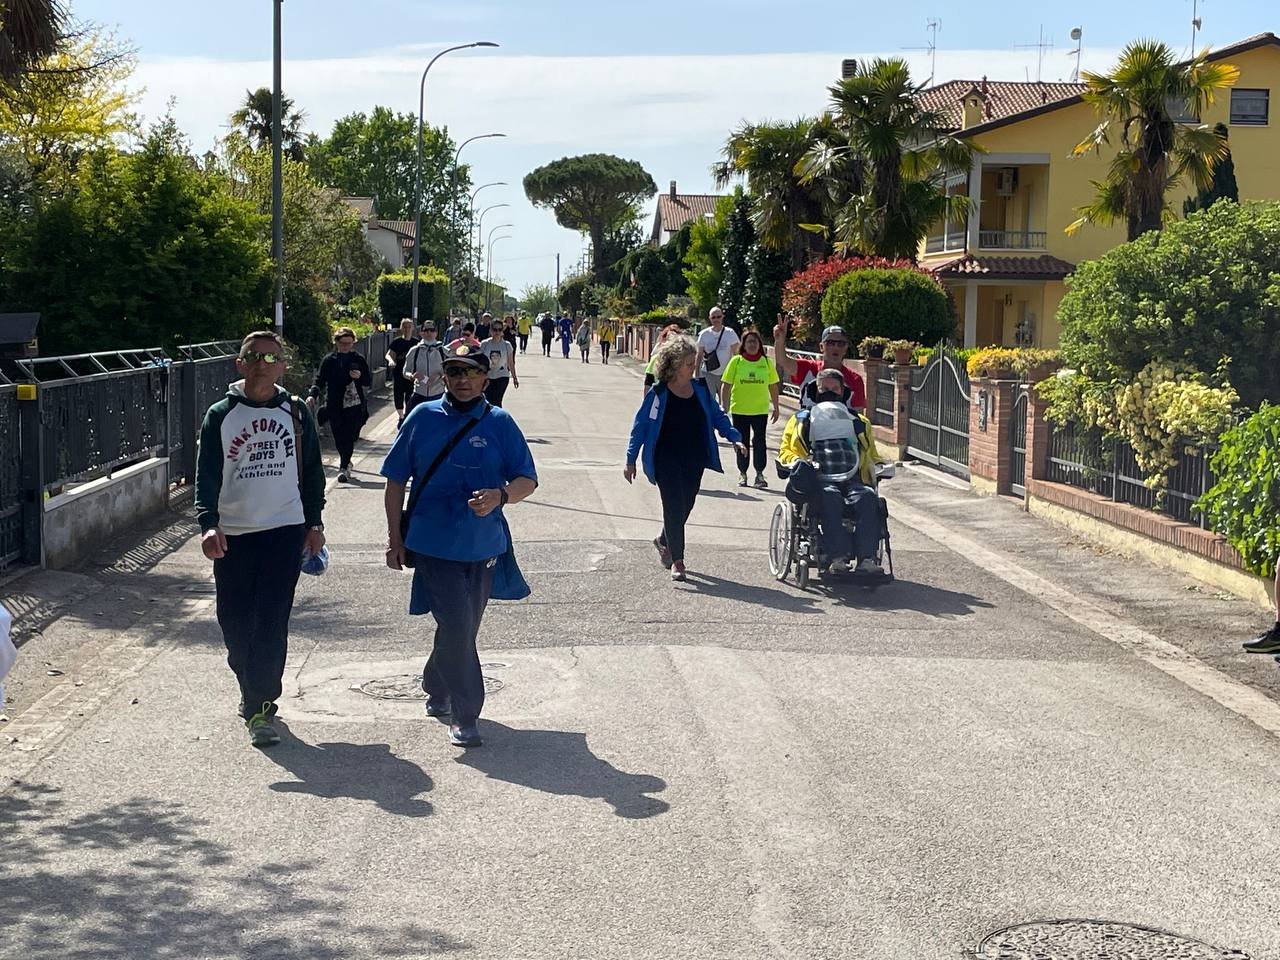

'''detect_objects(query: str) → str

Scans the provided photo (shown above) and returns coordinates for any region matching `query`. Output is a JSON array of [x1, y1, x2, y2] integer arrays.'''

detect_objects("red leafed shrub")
[[782, 256, 934, 344]]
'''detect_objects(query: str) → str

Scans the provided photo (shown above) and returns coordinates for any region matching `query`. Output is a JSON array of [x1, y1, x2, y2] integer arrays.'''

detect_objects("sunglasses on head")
[[241, 350, 282, 364]]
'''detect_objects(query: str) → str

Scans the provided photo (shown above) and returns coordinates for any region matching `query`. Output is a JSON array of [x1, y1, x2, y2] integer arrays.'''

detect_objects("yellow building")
[[917, 32, 1280, 347]]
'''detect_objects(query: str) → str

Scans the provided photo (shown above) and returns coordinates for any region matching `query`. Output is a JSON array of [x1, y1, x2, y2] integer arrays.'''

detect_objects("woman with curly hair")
[[642, 324, 684, 394], [624, 337, 744, 582]]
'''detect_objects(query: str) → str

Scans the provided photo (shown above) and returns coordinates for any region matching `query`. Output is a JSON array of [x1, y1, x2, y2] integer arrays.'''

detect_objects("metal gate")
[[1010, 385, 1028, 498], [906, 346, 971, 479]]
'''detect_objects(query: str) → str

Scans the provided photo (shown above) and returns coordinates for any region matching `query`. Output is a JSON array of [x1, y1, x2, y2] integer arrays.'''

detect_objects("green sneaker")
[[246, 703, 281, 748]]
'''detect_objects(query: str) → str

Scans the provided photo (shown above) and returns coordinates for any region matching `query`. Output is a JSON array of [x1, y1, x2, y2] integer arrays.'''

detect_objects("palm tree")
[[797, 58, 974, 261], [712, 118, 832, 271], [230, 87, 307, 161], [0, 0, 65, 83], [1068, 40, 1239, 240]]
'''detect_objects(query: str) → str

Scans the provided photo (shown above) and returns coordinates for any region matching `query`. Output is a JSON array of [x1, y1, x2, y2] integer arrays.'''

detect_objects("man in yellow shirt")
[[778, 369, 884, 575], [516, 314, 533, 354], [598, 318, 616, 364]]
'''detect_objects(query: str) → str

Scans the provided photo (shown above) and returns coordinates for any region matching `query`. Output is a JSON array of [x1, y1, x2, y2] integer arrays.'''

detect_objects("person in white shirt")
[[482, 317, 519, 406], [402, 320, 447, 416], [694, 305, 740, 403]]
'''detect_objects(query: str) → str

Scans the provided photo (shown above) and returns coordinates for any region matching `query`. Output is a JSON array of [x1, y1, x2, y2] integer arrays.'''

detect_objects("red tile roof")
[[652, 193, 722, 241], [373, 220, 416, 238], [918, 80, 1087, 130], [340, 196, 376, 219], [928, 33, 1280, 138], [928, 254, 1076, 281]]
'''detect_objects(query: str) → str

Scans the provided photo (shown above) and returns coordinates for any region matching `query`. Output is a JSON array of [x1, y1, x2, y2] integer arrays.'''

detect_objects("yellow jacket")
[[779, 409, 880, 486]]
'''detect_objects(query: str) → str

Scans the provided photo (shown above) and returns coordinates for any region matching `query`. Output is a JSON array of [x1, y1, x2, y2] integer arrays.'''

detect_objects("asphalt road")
[[2, 349, 1278, 960]]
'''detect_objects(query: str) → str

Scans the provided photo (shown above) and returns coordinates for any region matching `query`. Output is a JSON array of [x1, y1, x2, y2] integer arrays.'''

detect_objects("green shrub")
[[1057, 200, 1280, 409], [376, 270, 448, 324], [1197, 403, 1280, 577], [283, 283, 332, 372], [819, 267, 953, 347]]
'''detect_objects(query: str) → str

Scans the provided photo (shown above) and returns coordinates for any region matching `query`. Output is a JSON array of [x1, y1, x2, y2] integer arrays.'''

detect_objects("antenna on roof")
[[903, 18, 942, 85], [1190, 0, 1204, 55], [1068, 27, 1083, 82], [1015, 24, 1054, 83]]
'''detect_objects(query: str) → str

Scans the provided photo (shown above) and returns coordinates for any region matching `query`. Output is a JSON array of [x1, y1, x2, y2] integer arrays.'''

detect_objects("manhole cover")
[[354, 664, 507, 700], [974, 920, 1250, 960]]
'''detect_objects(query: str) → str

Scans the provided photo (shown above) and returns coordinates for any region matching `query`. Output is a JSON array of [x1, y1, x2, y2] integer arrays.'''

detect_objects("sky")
[[73, 0, 1275, 299]]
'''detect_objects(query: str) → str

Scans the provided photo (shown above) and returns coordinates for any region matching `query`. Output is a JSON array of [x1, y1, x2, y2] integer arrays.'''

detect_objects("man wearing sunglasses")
[[194, 331, 326, 748], [773, 318, 867, 414], [381, 342, 537, 749]]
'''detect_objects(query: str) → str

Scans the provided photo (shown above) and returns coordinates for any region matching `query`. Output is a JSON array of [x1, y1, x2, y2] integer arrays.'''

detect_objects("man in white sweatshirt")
[[194, 331, 326, 748]]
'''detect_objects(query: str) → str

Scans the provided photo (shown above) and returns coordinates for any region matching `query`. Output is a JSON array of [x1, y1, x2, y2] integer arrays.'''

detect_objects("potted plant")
[[887, 339, 918, 365], [966, 347, 1020, 379], [914, 346, 934, 366], [858, 335, 888, 360], [1012, 348, 1063, 382]]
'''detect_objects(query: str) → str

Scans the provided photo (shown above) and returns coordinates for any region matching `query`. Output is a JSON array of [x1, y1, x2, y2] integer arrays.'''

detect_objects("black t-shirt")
[[539, 317, 555, 335], [475, 322, 490, 340], [656, 389, 708, 467]]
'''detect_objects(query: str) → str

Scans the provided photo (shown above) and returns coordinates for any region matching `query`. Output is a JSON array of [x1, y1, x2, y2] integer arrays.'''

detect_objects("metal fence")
[[906, 347, 971, 479], [0, 334, 392, 575], [1009, 386, 1029, 498], [872, 369, 895, 427], [0, 385, 21, 572], [1046, 419, 1213, 526], [778, 349, 820, 400]]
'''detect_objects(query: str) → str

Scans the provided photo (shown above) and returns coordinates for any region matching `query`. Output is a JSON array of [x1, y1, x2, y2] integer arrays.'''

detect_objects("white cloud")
[[130, 46, 1122, 295]]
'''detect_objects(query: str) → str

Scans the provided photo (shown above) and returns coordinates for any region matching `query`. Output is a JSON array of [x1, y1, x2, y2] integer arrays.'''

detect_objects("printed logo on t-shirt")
[[469, 436, 488, 448], [225, 414, 296, 481]]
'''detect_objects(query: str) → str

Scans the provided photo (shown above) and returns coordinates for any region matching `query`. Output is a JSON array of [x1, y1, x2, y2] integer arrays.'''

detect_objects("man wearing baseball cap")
[[381, 341, 538, 748], [773, 317, 867, 414]]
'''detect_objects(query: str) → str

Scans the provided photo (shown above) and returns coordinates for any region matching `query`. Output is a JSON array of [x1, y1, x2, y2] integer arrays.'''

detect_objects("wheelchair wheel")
[[796, 558, 810, 590], [768, 501, 795, 581]]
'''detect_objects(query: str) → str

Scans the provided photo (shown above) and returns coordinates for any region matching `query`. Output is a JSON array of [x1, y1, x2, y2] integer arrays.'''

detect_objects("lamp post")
[[486, 235, 512, 312], [474, 203, 509, 301], [411, 40, 499, 324], [464, 182, 505, 311], [484, 225, 512, 311], [271, 0, 284, 334], [448, 134, 505, 316]]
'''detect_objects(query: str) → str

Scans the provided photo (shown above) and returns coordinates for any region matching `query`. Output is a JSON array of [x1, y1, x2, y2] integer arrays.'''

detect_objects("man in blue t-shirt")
[[381, 341, 538, 748]]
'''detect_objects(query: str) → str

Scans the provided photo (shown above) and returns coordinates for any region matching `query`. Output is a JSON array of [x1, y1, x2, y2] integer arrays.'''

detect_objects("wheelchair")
[[768, 460, 895, 590]]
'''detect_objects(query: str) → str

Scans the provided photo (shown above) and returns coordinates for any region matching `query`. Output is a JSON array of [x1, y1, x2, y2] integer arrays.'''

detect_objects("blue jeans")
[[417, 555, 495, 724], [816, 480, 880, 563]]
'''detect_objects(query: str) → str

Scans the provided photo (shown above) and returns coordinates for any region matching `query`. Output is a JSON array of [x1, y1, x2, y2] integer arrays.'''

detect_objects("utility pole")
[[271, 0, 284, 335], [555, 253, 560, 309]]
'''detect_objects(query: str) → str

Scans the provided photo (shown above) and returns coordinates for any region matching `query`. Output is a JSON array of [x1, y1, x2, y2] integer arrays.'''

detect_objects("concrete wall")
[[42, 458, 169, 570]]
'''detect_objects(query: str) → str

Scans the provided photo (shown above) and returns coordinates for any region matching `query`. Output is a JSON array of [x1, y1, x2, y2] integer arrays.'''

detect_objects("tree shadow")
[[261, 721, 433, 817], [0, 781, 465, 959], [698, 489, 762, 501], [456, 722, 669, 820]]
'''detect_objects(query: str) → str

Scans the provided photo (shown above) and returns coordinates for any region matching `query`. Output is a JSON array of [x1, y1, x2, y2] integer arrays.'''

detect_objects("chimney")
[[980, 75, 988, 94], [669, 180, 677, 199]]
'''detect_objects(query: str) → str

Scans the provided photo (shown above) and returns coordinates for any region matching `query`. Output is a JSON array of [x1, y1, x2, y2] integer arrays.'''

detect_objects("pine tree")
[[1183, 123, 1239, 217], [718, 193, 755, 329]]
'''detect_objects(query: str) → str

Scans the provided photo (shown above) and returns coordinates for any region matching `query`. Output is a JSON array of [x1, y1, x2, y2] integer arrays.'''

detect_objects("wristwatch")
[[307, 523, 325, 532], [498, 487, 510, 506]]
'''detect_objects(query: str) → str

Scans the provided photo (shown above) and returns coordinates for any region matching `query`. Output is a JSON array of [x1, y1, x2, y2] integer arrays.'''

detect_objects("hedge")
[[819, 267, 953, 346], [376, 270, 449, 324]]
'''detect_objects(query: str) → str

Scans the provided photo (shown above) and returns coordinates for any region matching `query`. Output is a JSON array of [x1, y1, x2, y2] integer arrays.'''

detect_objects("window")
[[1165, 96, 1199, 123], [1230, 88, 1269, 125]]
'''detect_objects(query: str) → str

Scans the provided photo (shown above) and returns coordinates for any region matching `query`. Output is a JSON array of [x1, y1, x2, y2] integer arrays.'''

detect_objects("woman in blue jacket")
[[625, 337, 744, 582]]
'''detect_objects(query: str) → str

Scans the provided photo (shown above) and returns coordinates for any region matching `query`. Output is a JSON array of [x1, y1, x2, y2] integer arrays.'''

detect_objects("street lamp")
[[411, 40, 499, 323], [487, 234, 512, 312], [484, 226, 512, 311], [474, 203, 509, 284], [271, 0, 284, 334], [448, 134, 506, 314]]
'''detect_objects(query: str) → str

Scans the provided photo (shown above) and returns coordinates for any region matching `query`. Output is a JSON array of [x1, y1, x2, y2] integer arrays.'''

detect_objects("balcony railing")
[[979, 230, 1047, 250]]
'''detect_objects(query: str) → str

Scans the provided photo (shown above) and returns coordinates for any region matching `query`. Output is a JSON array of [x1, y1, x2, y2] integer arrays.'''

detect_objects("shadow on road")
[[261, 721, 434, 817], [458, 722, 670, 819], [827, 575, 995, 618], [0, 782, 464, 958], [683, 570, 824, 614]]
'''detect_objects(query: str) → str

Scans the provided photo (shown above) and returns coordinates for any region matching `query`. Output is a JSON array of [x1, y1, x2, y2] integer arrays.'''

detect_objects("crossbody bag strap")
[[287, 397, 305, 488], [403, 404, 492, 523]]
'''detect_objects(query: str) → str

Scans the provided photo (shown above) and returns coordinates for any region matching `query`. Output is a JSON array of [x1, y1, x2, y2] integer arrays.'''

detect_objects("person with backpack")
[[195, 330, 326, 748], [403, 319, 447, 415], [381, 341, 538, 748], [307, 327, 372, 483], [694, 306, 740, 402]]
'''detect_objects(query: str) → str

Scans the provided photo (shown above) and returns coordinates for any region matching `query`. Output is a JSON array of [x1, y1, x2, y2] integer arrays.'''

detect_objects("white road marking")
[[887, 497, 1280, 741]]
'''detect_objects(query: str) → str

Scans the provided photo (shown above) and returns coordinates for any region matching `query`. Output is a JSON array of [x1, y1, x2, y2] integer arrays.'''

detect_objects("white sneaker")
[[827, 557, 851, 575], [855, 558, 883, 575]]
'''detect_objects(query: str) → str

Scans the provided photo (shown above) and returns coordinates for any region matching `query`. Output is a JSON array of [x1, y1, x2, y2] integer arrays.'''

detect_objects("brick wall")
[[968, 378, 1017, 494]]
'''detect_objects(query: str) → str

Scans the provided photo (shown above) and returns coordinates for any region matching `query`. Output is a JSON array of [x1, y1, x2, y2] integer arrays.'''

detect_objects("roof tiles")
[[929, 254, 1076, 280]]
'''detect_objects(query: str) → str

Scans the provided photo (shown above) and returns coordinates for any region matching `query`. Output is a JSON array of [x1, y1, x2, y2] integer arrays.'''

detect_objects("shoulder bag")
[[703, 327, 727, 372], [399, 405, 491, 568]]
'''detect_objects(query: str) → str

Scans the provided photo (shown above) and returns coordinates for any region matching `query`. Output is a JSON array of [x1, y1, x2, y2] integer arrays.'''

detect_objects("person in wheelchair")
[[778, 368, 885, 576]]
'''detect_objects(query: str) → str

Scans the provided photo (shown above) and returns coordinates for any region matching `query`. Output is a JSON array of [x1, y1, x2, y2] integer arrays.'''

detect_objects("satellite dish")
[[1070, 27, 1082, 41]]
